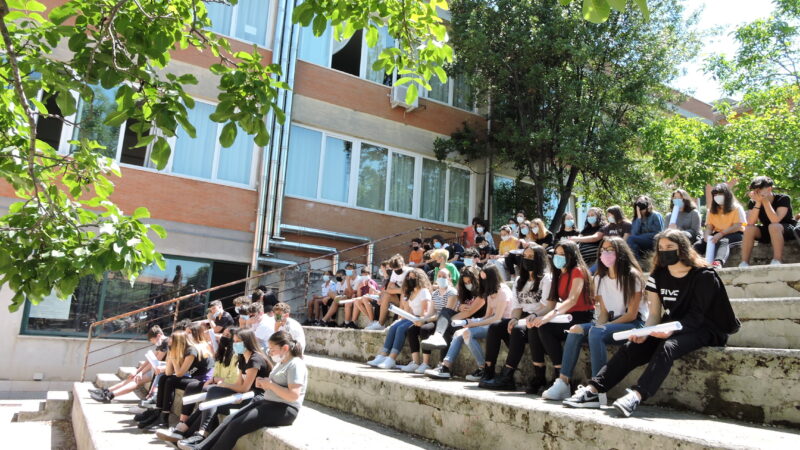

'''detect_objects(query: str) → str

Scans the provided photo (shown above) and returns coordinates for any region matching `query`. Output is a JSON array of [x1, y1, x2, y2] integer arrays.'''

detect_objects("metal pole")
[[80, 324, 94, 382], [301, 269, 311, 321], [172, 299, 181, 329], [366, 243, 374, 269]]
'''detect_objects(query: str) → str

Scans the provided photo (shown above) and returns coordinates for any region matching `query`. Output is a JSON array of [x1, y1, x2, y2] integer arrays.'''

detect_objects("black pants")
[[198, 386, 238, 432], [181, 380, 209, 416], [407, 322, 436, 354], [501, 321, 545, 368], [485, 314, 531, 367], [157, 375, 203, 414], [197, 399, 298, 450], [693, 232, 743, 265], [537, 310, 594, 366], [589, 328, 724, 401]]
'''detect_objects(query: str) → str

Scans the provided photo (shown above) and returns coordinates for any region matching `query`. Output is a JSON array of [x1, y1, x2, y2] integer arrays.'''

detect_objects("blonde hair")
[[531, 218, 548, 240], [168, 331, 188, 363], [431, 248, 450, 261]]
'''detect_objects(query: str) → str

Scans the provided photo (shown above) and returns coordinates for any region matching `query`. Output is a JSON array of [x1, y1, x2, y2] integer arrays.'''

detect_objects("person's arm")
[[257, 380, 303, 403], [173, 355, 195, 377], [595, 295, 609, 325], [165, 359, 175, 376], [631, 218, 642, 236], [445, 292, 458, 310], [451, 297, 486, 320], [610, 290, 642, 325], [466, 295, 504, 328], [533, 275, 584, 326], [653, 213, 665, 232], [507, 307, 523, 333], [573, 231, 603, 243], [629, 291, 663, 343], [746, 195, 761, 225], [762, 197, 789, 224], [220, 366, 258, 393]]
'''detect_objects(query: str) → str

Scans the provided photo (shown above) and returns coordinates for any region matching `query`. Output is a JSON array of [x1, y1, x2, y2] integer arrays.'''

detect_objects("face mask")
[[672, 198, 684, 208], [636, 202, 647, 210], [532, 227, 540, 234], [336, 276, 343, 282], [232, 342, 245, 355], [345, 269, 354, 277], [565, 219, 575, 228], [510, 224, 518, 230], [394, 269, 404, 275], [323, 275, 330, 282], [659, 250, 680, 266], [608, 216, 616, 224], [436, 278, 448, 288], [520, 227, 530, 236], [600, 251, 617, 268], [240, 314, 249, 321], [517, 216, 524, 224], [464, 282, 474, 291], [463, 258, 474, 267], [714, 195, 725, 206], [522, 259, 536, 271], [412, 245, 419, 250], [501, 235, 510, 241], [270, 352, 285, 364], [476, 226, 484, 234], [433, 242, 443, 249], [587, 216, 597, 225], [553, 254, 567, 269]]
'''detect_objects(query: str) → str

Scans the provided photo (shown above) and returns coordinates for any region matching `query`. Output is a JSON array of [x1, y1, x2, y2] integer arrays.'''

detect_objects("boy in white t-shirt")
[[365, 255, 410, 331], [273, 302, 306, 352]]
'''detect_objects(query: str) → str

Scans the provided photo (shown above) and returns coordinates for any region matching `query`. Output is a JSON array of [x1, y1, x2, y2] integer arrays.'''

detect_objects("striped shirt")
[[431, 287, 457, 312]]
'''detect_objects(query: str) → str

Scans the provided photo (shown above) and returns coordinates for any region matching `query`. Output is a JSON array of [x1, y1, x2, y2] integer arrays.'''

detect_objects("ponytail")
[[269, 331, 303, 359]]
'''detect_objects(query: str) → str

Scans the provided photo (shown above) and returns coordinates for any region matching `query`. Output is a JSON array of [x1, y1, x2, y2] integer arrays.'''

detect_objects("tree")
[[434, 0, 696, 230], [560, 0, 649, 23], [0, 0, 453, 311]]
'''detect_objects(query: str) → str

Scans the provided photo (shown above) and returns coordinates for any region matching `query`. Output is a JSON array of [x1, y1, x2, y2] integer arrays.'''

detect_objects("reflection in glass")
[[321, 137, 352, 202], [388, 153, 414, 214], [72, 85, 121, 158], [421, 159, 446, 222], [448, 167, 470, 225], [356, 144, 388, 210]]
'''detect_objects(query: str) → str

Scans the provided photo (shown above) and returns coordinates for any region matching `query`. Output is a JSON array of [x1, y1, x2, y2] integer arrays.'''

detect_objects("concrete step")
[[725, 240, 800, 267], [72, 381, 447, 450], [305, 354, 800, 450], [718, 263, 800, 298], [304, 326, 800, 427], [93, 373, 120, 390], [13, 390, 72, 422], [730, 298, 800, 348], [116, 367, 137, 380]]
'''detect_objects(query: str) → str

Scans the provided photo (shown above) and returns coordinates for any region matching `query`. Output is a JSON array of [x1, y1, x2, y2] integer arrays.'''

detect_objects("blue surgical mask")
[[553, 254, 567, 269], [345, 269, 354, 277], [565, 219, 574, 228], [672, 198, 684, 208], [232, 342, 245, 355], [240, 314, 249, 321], [436, 278, 448, 288], [587, 216, 597, 225], [463, 258, 473, 267], [608, 216, 616, 224], [434, 242, 443, 249], [520, 227, 529, 236], [323, 275, 330, 282]]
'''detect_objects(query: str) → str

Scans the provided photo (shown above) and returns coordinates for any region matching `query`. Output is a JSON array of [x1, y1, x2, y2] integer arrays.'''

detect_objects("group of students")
[[353, 227, 740, 418], [90, 294, 308, 450]]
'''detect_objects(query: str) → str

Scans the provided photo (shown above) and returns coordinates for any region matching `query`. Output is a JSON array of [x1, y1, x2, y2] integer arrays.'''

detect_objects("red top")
[[462, 225, 476, 248], [557, 267, 593, 312]]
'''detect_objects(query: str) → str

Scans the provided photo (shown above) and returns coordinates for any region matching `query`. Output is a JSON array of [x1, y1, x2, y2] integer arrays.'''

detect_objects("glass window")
[[388, 153, 414, 215], [365, 27, 395, 85], [285, 125, 322, 198], [297, 19, 331, 66], [421, 159, 446, 222], [320, 136, 351, 202], [205, 1, 233, 37], [172, 102, 218, 179], [72, 85, 121, 158], [452, 72, 472, 110], [234, 0, 269, 46], [448, 167, 470, 224], [217, 124, 253, 185], [427, 76, 450, 103], [356, 144, 388, 210]]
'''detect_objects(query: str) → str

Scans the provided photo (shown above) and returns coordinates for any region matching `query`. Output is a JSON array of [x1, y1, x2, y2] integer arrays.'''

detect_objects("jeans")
[[627, 234, 656, 258], [537, 310, 594, 366], [381, 319, 414, 354], [444, 325, 489, 367], [693, 232, 743, 265], [560, 320, 644, 379]]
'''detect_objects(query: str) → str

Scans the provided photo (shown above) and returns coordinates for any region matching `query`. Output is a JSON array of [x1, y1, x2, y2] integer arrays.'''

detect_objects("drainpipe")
[[485, 92, 493, 226]]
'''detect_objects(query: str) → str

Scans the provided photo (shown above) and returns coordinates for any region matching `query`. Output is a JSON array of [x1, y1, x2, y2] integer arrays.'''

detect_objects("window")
[[423, 71, 474, 112], [388, 153, 415, 215], [356, 143, 388, 210], [448, 167, 471, 225], [321, 136, 352, 202], [452, 72, 473, 110], [365, 28, 395, 86], [421, 159, 446, 222], [173, 102, 217, 179], [205, 0, 271, 47], [331, 30, 363, 77], [297, 20, 332, 66], [72, 85, 122, 158], [285, 125, 322, 198]]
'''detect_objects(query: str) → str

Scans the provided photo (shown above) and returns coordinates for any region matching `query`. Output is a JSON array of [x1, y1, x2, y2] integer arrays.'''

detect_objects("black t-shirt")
[[214, 311, 235, 329], [747, 194, 796, 225], [645, 267, 728, 337], [554, 229, 579, 242], [185, 346, 215, 380], [446, 243, 465, 260], [155, 339, 168, 358], [237, 352, 271, 395], [477, 245, 498, 260], [600, 222, 632, 238]]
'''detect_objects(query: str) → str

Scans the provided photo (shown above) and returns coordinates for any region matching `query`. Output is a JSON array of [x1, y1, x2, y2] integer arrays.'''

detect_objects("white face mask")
[[501, 235, 510, 241], [476, 226, 484, 234], [532, 227, 539, 234], [714, 195, 725, 206], [608, 216, 616, 224], [517, 216, 524, 224], [520, 227, 530, 236], [436, 278, 448, 288], [270, 352, 285, 364]]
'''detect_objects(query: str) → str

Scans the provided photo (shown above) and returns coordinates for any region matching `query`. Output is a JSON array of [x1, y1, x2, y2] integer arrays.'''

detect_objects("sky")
[[670, 0, 777, 104]]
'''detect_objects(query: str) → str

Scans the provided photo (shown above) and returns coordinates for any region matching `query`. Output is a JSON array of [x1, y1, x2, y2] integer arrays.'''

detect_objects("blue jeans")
[[381, 319, 415, 355], [560, 320, 644, 378], [443, 325, 489, 367], [627, 234, 656, 258]]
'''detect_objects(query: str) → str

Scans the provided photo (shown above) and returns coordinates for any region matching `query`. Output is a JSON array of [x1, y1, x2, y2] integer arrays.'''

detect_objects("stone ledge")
[[718, 263, 800, 298], [304, 327, 800, 427], [725, 240, 800, 267], [305, 355, 800, 450]]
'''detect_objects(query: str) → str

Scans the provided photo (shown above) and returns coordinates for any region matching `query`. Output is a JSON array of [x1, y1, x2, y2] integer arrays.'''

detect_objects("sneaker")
[[424, 364, 451, 379], [366, 355, 386, 367], [371, 323, 386, 331], [711, 261, 722, 269], [542, 378, 572, 401], [156, 427, 186, 443], [90, 390, 111, 403], [612, 389, 641, 417], [128, 405, 147, 414], [134, 408, 159, 423], [88, 388, 103, 396], [563, 385, 601, 408], [364, 321, 382, 331], [738, 261, 750, 268], [177, 434, 206, 450], [414, 363, 430, 374], [140, 398, 157, 409], [400, 362, 420, 373], [326, 321, 338, 327], [137, 411, 163, 429], [377, 357, 396, 370], [770, 259, 782, 266], [465, 368, 485, 382], [421, 333, 448, 349]]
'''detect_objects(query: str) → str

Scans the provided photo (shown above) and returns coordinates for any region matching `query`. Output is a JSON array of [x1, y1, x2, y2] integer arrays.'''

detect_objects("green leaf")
[[219, 122, 237, 148], [103, 109, 129, 127], [150, 137, 171, 170], [608, 0, 627, 12], [55, 91, 76, 117], [132, 207, 150, 220], [150, 224, 167, 239], [558, 0, 573, 5], [634, 0, 649, 21], [405, 83, 419, 105], [30, 97, 47, 115], [49, 3, 77, 25], [24, 1, 46, 12], [366, 26, 379, 47], [583, 0, 611, 24]]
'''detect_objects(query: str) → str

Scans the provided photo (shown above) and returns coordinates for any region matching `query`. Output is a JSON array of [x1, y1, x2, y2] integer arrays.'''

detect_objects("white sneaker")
[[364, 321, 380, 330], [366, 321, 386, 331], [377, 357, 396, 369], [542, 378, 571, 401], [400, 362, 419, 373], [421, 333, 448, 349], [770, 259, 782, 266], [366, 355, 387, 367], [738, 262, 750, 268], [414, 363, 430, 374]]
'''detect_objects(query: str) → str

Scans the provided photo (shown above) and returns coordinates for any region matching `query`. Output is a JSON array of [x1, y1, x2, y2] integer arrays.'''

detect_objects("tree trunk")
[[549, 165, 579, 232]]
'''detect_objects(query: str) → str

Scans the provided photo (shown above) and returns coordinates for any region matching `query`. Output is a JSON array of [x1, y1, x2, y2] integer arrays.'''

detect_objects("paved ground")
[[0, 399, 76, 450]]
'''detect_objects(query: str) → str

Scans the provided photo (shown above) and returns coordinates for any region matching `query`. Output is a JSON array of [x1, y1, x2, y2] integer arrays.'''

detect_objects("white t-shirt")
[[278, 317, 306, 352], [252, 314, 275, 346], [389, 267, 411, 287], [407, 288, 432, 316], [511, 273, 553, 316], [594, 273, 646, 321], [321, 281, 336, 297]]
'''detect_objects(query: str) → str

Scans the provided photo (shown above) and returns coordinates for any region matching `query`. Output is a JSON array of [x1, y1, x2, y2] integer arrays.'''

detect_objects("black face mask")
[[659, 250, 680, 266], [522, 259, 536, 272], [336, 276, 343, 282], [636, 202, 647, 210], [412, 245, 419, 250], [394, 269, 404, 275]]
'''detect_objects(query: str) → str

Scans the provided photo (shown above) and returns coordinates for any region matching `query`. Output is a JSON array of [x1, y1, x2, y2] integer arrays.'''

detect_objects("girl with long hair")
[[694, 183, 746, 267]]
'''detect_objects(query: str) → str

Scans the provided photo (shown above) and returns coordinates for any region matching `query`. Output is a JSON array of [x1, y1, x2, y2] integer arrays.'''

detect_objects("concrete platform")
[[725, 240, 800, 267], [72, 381, 448, 449], [304, 327, 800, 427], [718, 263, 800, 298], [730, 297, 800, 349], [305, 354, 800, 450]]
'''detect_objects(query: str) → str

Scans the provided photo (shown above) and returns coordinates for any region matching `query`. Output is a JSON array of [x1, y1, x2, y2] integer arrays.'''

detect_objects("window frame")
[[204, 0, 277, 50]]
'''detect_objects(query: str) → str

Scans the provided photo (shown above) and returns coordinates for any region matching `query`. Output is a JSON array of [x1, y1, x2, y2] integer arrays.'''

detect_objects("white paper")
[[338, 298, 358, 304], [144, 350, 160, 369], [705, 236, 716, 264], [669, 204, 681, 225], [182, 392, 207, 405], [549, 314, 573, 324], [365, 294, 380, 301], [613, 321, 683, 341], [199, 391, 254, 411], [451, 318, 482, 327], [388, 304, 422, 322]]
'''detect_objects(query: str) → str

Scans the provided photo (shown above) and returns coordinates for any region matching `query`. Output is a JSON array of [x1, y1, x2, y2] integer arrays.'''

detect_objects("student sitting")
[[408, 238, 425, 267], [364, 254, 410, 331], [694, 183, 746, 268], [248, 303, 275, 350], [424, 265, 512, 382], [431, 248, 460, 284], [354, 262, 388, 328], [305, 271, 336, 325], [461, 248, 480, 269], [487, 225, 519, 280], [167, 324, 217, 430], [666, 189, 702, 243], [401, 269, 459, 374], [474, 237, 497, 267], [178, 332, 307, 450], [462, 217, 482, 248], [740, 175, 799, 267], [366, 269, 433, 369], [628, 196, 665, 259], [554, 213, 580, 243], [569, 207, 606, 267], [479, 245, 552, 391], [273, 302, 306, 351], [527, 240, 595, 395], [320, 265, 361, 326], [601, 206, 632, 240], [232, 296, 251, 326], [474, 219, 495, 248], [541, 237, 645, 401], [207, 300, 234, 335], [562, 229, 740, 416], [90, 325, 167, 403]]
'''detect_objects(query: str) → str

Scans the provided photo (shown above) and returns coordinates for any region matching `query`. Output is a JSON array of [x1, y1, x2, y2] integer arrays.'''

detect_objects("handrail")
[[79, 226, 458, 380]]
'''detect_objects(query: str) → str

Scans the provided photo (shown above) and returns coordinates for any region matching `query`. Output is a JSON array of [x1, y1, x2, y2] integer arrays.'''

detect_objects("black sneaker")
[[424, 364, 451, 379], [90, 390, 110, 403], [563, 385, 601, 409], [177, 433, 206, 450], [137, 411, 163, 429], [612, 389, 641, 417], [326, 321, 338, 327], [88, 388, 103, 396], [465, 368, 484, 382], [135, 408, 159, 423]]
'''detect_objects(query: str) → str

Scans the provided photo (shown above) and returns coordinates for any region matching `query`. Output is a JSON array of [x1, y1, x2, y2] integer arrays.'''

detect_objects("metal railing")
[[79, 226, 460, 381]]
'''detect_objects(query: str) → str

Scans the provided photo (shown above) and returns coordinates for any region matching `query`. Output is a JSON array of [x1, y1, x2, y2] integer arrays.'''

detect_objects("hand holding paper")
[[182, 392, 208, 405], [199, 391, 255, 411], [549, 314, 573, 324], [613, 321, 682, 341], [389, 304, 422, 323]]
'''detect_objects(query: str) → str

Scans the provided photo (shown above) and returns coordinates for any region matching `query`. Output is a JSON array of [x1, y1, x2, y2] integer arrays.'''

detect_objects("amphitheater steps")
[[304, 354, 800, 450]]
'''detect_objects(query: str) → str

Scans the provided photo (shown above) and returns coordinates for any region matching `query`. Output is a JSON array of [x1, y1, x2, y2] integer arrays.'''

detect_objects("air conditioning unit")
[[390, 84, 419, 112]]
